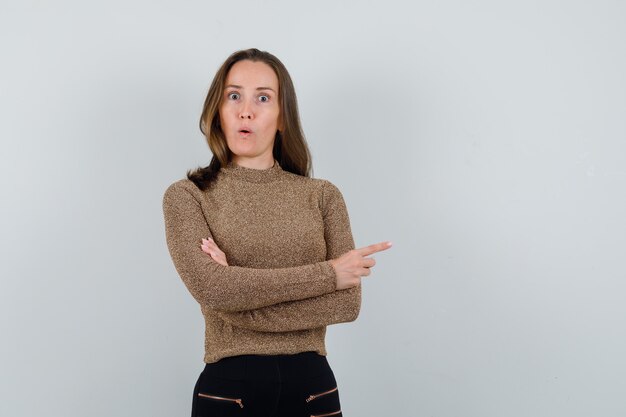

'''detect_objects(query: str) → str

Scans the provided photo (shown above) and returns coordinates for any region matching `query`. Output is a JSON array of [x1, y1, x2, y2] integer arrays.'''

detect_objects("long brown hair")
[[187, 48, 312, 190]]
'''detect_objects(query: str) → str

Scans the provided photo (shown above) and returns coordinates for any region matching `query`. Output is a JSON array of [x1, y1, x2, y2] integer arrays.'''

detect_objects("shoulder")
[[302, 176, 347, 209], [319, 179, 347, 208], [280, 171, 346, 201], [162, 178, 203, 206], [319, 178, 343, 194], [280, 170, 342, 192]]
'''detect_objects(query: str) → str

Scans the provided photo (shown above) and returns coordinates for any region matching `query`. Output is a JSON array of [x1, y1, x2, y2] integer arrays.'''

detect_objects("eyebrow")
[[225, 84, 276, 93]]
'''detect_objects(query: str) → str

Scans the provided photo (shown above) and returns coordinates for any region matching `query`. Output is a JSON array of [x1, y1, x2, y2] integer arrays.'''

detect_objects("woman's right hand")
[[329, 241, 392, 290]]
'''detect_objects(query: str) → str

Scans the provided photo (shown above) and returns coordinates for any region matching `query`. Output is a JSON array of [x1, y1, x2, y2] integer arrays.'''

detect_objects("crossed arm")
[[213, 179, 361, 332], [163, 179, 361, 331]]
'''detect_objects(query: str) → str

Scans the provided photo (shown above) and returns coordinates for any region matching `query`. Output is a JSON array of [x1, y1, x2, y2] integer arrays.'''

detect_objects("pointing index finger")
[[356, 241, 392, 257]]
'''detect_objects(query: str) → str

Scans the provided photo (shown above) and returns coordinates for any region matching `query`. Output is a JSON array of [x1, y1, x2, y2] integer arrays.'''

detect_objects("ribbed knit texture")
[[162, 160, 360, 363]]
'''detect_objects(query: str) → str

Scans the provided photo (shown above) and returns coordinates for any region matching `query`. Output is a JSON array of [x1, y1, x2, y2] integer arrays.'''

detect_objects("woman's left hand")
[[200, 237, 229, 266]]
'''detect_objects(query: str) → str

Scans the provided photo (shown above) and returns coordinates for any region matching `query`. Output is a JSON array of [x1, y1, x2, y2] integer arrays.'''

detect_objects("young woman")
[[163, 48, 391, 417]]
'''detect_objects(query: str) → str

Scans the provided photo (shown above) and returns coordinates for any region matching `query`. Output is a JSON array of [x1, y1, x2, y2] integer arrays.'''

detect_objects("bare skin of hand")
[[201, 237, 229, 266], [201, 237, 392, 291], [329, 241, 393, 290]]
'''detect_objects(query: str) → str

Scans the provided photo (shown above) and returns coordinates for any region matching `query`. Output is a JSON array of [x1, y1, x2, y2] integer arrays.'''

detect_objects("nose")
[[239, 100, 253, 119]]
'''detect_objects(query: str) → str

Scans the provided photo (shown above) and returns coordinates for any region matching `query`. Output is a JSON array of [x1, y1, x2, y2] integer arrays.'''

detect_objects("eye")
[[227, 92, 240, 100], [258, 94, 270, 102]]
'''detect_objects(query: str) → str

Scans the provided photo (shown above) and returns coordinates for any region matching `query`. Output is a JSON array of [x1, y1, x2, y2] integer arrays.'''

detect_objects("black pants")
[[190, 351, 343, 417]]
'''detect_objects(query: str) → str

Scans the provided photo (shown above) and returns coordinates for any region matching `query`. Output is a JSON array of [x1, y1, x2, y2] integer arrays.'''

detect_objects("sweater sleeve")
[[217, 180, 362, 332], [162, 180, 337, 312]]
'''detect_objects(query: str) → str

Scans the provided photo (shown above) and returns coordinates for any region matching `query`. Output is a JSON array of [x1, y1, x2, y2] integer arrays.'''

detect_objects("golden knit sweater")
[[162, 160, 360, 363]]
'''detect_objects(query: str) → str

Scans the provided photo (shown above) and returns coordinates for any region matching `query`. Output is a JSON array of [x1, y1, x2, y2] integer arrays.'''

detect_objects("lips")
[[238, 127, 253, 134]]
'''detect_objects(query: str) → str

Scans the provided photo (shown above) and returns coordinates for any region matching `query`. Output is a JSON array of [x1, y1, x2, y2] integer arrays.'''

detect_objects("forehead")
[[225, 60, 279, 90]]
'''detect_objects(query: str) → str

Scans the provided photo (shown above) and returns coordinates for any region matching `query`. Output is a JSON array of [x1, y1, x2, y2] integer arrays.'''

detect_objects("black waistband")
[[202, 351, 332, 382]]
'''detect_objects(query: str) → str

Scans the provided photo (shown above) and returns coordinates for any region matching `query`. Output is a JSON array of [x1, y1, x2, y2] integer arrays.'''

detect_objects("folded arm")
[[216, 285, 360, 332], [162, 180, 337, 312], [218, 180, 362, 331]]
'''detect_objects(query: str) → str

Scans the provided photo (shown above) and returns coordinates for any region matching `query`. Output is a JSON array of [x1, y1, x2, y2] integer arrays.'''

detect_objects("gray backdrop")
[[1, 0, 625, 416]]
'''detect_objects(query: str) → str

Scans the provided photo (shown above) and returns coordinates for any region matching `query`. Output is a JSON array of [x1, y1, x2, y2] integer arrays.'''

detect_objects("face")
[[219, 60, 281, 168]]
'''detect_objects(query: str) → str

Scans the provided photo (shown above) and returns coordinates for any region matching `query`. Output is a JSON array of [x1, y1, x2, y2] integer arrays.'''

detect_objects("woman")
[[163, 48, 391, 417]]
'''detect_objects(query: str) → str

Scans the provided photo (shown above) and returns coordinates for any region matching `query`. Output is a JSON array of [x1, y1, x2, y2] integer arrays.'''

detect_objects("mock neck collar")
[[220, 159, 283, 183]]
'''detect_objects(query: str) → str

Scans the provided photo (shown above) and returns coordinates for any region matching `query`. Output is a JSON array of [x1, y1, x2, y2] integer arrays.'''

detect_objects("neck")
[[231, 156, 275, 170]]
